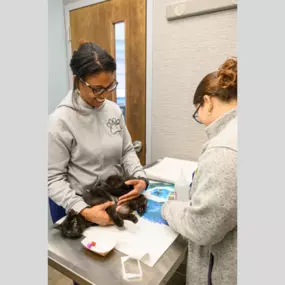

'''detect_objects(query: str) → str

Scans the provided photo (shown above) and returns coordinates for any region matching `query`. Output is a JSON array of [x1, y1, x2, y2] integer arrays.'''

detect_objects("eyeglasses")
[[80, 78, 118, 96], [192, 104, 203, 124]]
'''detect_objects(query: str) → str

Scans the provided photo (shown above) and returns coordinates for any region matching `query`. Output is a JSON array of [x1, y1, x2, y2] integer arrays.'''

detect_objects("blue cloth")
[[49, 198, 79, 285], [49, 198, 66, 223]]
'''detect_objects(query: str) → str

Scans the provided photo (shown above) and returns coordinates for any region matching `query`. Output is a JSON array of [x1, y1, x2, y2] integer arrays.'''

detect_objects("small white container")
[[174, 168, 190, 202], [81, 236, 116, 256]]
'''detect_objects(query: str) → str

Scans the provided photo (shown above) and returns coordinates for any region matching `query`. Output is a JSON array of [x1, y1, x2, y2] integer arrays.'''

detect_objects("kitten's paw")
[[137, 205, 147, 216], [114, 218, 124, 227], [130, 215, 138, 224]]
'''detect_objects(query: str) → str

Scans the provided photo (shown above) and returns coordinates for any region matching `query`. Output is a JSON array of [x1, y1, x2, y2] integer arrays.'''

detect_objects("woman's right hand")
[[80, 201, 114, 226]]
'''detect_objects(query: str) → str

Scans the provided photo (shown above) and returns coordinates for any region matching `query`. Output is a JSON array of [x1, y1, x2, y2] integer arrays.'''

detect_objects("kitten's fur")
[[54, 175, 147, 239]]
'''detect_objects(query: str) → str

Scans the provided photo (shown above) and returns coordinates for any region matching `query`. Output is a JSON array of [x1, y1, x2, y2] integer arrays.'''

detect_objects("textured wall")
[[48, 0, 69, 114], [151, 0, 236, 162]]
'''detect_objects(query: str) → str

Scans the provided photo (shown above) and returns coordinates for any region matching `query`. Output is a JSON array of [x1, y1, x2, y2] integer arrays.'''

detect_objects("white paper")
[[145, 157, 198, 184], [84, 217, 178, 267], [56, 214, 178, 267], [54, 178, 180, 267]]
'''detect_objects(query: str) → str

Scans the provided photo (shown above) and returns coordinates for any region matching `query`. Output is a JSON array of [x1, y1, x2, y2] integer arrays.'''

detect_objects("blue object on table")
[[142, 199, 168, 225]]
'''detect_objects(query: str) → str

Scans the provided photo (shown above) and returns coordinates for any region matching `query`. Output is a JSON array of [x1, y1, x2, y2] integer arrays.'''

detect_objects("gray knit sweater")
[[162, 109, 237, 285]]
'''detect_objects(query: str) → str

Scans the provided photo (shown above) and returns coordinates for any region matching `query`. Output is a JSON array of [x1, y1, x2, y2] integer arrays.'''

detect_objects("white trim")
[[68, 0, 108, 11], [63, 0, 153, 164], [146, 0, 153, 165], [64, 5, 73, 90]]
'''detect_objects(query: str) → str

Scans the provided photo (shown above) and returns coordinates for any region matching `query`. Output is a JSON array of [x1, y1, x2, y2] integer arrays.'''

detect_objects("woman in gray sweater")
[[48, 41, 149, 229], [161, 57, 237, 285]]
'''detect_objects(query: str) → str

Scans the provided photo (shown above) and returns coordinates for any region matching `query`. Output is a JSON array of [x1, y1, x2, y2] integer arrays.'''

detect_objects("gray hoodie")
[[48, 90, 146, 214], [162, 109, 237, 285]]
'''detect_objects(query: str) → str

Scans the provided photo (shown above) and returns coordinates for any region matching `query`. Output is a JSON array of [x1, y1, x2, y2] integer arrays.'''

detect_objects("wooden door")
[[69, 0, 146, 165]]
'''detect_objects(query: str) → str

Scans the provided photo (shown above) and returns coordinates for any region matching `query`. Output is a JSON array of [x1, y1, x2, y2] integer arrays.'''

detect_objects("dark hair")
[[70, 40, 116, 91], [193, 57, 237, 105], [69, 40, 116, 111]]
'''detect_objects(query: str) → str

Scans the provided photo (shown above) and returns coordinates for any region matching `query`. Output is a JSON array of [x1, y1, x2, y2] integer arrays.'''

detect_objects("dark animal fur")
[[54, 175, 147, 239]]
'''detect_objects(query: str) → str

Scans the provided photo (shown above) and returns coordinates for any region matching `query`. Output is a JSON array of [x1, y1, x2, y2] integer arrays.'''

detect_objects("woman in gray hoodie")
[[161, 57, 237, 285], [48, 41, 149, 229]]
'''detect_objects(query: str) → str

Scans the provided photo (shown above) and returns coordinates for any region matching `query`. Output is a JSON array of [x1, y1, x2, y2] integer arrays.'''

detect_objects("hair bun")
[[217, 57, 237, 89], [78, 39, 89, 47]]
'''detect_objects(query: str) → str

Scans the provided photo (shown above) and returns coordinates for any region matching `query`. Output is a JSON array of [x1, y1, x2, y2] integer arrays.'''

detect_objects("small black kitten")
[[55, 175, 148, 239]]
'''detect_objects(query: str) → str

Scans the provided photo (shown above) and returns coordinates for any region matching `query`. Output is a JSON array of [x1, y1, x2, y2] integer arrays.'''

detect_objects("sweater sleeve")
[[161, 147, 237, 246], [120, 113, 147, 179], [48, 117, 88, 214]]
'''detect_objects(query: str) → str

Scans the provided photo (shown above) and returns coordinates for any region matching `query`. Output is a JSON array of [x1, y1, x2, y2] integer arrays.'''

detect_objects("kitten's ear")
[[53, 223, 62, 230]]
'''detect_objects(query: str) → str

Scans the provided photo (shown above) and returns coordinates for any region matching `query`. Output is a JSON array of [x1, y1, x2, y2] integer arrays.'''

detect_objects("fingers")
[[125, 179, 138, 185], [118, 188, 140, 205], [118, 189, 140, 201], [98, 211, 114, 226], [100, 211, 114, 226], [119, 191, 135, 201], [101, 216, 114, 226], [99, 201, 114, 210], [117, 195, 137, 205], [125, 180, 146, 194], [117, 198, 129, 205]]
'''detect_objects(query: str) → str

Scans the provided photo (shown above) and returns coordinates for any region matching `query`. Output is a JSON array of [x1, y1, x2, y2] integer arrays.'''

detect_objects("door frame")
[[64, 0, 153, 165]]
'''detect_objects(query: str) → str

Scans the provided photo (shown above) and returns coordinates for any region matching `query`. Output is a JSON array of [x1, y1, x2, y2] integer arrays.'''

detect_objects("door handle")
[[133, 140, 142, 153]]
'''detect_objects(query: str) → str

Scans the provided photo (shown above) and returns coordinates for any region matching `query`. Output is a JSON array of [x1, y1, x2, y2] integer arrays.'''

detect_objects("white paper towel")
[[145, 157, 198, 184], [84, 217, 178, 267]]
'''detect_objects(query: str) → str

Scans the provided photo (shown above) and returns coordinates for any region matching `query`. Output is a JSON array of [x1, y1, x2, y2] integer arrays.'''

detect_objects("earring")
[[208, 105, 213, 115]]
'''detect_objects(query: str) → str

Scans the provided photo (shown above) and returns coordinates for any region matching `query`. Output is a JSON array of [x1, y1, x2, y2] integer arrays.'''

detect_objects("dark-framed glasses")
[[80, 78, 118, 96], [192, 104, 203, 124]]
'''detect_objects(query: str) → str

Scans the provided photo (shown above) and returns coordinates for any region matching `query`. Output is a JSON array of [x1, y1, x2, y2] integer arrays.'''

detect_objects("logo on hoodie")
[[107, 118, 122, 135]]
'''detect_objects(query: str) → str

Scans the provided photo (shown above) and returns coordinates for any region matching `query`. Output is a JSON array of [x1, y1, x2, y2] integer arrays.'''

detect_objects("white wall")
[[48, 0, 69, 114], [48, 0, 70, 225], [151, 0, 236, 162], [63, 0, 80, 5]]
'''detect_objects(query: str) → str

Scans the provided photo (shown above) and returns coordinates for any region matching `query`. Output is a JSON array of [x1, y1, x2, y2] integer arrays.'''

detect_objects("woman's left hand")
[[117, 179, 147, 205]]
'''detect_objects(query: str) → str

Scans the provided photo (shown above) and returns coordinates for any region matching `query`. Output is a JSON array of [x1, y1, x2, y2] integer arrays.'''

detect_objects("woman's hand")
[[117, 179, 147, 206], [80, 201, 114, 226]]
